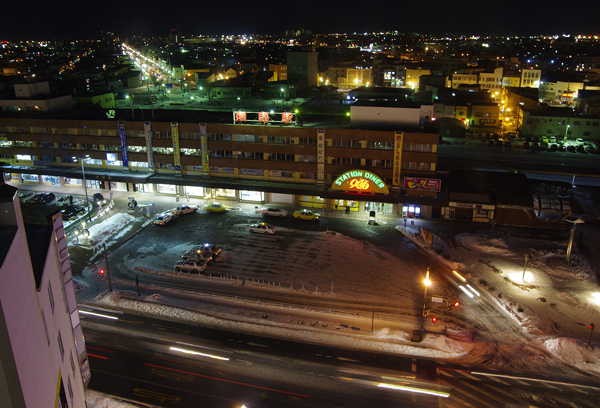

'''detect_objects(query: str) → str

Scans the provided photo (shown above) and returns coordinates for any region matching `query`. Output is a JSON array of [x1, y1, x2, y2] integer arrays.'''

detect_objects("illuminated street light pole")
[[423, 267, 431, 316], [73, 155, 90, 220], [522, 253, 529, 282]]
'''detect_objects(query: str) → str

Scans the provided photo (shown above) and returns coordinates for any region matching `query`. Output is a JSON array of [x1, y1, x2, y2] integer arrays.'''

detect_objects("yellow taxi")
[[205, 202, 228, 213], [293, 209, 320, 221]]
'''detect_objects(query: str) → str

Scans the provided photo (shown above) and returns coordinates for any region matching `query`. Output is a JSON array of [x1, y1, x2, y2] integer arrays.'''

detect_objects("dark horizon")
[[2, 0, 599, 41]]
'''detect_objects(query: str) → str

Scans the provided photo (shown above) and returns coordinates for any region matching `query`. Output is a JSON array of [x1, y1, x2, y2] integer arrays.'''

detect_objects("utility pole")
[[103, 243, 112, 292]]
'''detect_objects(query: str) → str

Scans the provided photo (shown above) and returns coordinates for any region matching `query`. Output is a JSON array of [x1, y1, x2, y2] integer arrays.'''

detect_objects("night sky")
[[2, 0, 599, 40]]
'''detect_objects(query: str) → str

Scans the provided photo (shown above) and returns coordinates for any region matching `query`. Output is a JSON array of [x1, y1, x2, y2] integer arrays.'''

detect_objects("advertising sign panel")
[[118, 120, 129, 169], [144, 122, 155, 172], [171, 122, 181, 172], [404, 177, 441, 192]]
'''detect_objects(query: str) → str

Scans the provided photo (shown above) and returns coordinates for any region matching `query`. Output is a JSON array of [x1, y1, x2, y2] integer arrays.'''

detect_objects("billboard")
[[392, 132, 403, 187], [171, 122, 181, 172], [118, 120, 129, 169], [404, 177, 441, 192], [144, 122, 155, 172], [317, 129, 325, 184]]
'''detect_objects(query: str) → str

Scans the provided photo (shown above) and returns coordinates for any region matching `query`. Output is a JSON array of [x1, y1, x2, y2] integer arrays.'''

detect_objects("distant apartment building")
[[520, 110, 600, 140], [0, 181, 90, 408], [539, 81, 585, 103], [404, 68, 431, 90], [479, 67, 503, 94], [521, 69, 541, 88], [0, 81, 72, 114], [268, 64, 287, 81], [287, 51, 318, 91], [447, 73, 478, 89]]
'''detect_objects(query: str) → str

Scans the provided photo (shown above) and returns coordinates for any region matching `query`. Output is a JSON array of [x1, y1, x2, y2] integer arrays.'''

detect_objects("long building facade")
[[0, 109, 441, 218]]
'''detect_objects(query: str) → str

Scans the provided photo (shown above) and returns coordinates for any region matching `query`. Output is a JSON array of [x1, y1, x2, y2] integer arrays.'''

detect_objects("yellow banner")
[[392, 132, 403, 186], [171, 122, 181, 171]]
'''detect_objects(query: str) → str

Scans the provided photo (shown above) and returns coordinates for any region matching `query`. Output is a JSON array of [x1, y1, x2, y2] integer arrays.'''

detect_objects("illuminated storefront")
[[330, 170, 390, 212], [300, 195, 325, 208], [214, 188, 236, 198], [240, 190, 264, 202], [184, 186, 206, 197], [157, 184, 177, 194], [109, 182, 128, 191], [402, 205, 421, 218]]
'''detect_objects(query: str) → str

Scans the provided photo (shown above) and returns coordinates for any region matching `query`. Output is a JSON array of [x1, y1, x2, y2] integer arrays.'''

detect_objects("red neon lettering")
[[349, 178, 370, 190]]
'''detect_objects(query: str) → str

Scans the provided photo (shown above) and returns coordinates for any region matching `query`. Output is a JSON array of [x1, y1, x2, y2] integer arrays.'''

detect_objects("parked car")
[[152, 212, 174, 226], [55, 195, 73, 206], [576, 138, 585, 145], [61, 205, 86, 221], [174, 260, 207, 273], [93, 193, 107, 206], [197, 243, 222, 258], [249, 222, 276, 235], [31, 192, 56, 205], [259, 208, 288, 217], [169, 204, 198, 216], [18, 191, 35, 202], [293, 209, 320, 221], [205, 202, 227, 212], [181, 250, 213, 262]]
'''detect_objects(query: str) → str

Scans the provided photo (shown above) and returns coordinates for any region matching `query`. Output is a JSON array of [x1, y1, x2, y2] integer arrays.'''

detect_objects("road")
[[81, 308, 600, 408]]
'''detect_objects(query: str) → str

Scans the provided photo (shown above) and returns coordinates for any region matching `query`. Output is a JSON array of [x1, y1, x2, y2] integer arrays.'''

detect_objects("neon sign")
[[332, 170, 389, 194]]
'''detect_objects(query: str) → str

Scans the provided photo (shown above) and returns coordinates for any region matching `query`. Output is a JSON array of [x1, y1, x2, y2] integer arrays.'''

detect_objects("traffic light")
[[453, 301, 460, 308], [432, 317, 437, 324], [423, 310, 429, 317], [99, 269, 105, 276]]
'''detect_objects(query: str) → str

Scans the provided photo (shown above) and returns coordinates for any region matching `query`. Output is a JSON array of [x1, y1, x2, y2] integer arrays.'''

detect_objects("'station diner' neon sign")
[[332, 170, 389, 194]]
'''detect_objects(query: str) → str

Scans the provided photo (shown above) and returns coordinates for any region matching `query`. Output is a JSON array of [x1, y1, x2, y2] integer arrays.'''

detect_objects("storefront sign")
[[317, 129, 325, 184], [144, 122, 155, 172], [392, 132, 403, 186], [404, 177, 441, 192], [118, 120, 129, 169], [33, 160, 46, 168], [199, 123, 209, 174], [171, 122, 181, 172], [332, 170, 389, 194]]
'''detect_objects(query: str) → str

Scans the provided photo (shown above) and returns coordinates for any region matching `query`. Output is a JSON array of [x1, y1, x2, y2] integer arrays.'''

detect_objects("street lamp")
[[423, 267, 431, 315], [73, 155, 91, 219]]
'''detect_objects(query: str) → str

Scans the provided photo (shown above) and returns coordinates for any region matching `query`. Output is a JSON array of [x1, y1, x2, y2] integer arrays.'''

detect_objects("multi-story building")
[[520, 110, 600, 140], [268, 64, 287, 81], [0, 108, 440, 217], [520, 69, 542, 88], [0, 180, 90, 407], [479, 67, 503, 94], [287, 51, 318, 91]]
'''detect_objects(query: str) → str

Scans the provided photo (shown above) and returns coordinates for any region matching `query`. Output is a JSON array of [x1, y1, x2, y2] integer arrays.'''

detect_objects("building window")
[[210, 150, 233, 158], [266, 153, 294, 161], [58, 331, 65, 361], [208, 133, 233, 141], [583, 131, 590, 136], [266, 136, 288, 144], [298, 137, 317, 145], [48, 282, 55, 313], [331, 139, 361, 148], [67, 377, 73, 402], [298, 155, 317, 162], [574, 121, 581, 126], [70, 352, 75, 375]]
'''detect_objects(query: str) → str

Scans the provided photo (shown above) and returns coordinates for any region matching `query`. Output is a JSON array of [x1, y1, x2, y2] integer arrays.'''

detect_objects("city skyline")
[[2, 0, 599, 41]]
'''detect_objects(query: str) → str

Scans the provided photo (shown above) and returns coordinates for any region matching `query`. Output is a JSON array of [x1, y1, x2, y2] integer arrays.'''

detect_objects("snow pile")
[[97, 290, 474, 359], [87, 390, 160, 408], [454, 231, 600, 374], [544, 338, 600, 375], [70, 213, 137, 248]]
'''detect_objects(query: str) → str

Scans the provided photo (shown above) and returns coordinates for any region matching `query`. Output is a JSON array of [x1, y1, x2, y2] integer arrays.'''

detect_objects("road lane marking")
[[439, 379, 488, 407]]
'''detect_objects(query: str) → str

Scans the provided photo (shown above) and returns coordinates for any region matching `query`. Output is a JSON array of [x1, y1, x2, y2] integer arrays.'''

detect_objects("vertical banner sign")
[[144, 122, 155, 172], [171, 122, 181, 173], [392, 131, 403, 187], [199, 123, 209, 174], [118, 120, 129, 170], [317, 129, 325, 185]]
